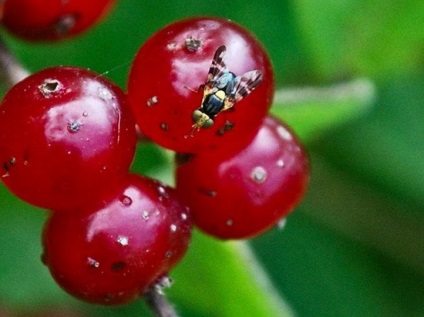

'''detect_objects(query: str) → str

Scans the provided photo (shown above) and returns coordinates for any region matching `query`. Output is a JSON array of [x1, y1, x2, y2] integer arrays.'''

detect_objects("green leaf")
[[252, 204, 424, 317], [294, 0, 424, 78], [0, 187, 76, 310], [168, 231, 293, 317], [314, 74, 424, 212], [270, 78, 376, 142]]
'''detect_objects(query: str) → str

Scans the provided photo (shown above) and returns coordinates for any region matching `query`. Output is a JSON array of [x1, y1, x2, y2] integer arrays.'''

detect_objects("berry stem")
[[144, 286, 179, 317], [0, 35, 30, 89]]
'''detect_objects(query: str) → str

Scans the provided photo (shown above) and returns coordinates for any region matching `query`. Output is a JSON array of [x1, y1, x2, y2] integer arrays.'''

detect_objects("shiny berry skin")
[[42, 174, 192, 305], [128, 17, 274, 153], [2, 0, 115, 41], [0, 67, 136, 211], [176, 116, 309, 239]]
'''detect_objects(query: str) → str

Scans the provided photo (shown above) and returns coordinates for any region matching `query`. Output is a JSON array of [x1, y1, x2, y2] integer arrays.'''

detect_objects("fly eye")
[[203, 118, 214, 128], [192, 110, 203, 122]]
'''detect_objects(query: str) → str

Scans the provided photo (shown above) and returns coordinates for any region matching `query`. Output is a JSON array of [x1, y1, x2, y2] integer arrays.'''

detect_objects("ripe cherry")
[[176, 116, 309, 239], [2, 0, 116, 41], [0, 66, 136, 211], [128, 17, 274, 153], [42, 174, 191, 305]]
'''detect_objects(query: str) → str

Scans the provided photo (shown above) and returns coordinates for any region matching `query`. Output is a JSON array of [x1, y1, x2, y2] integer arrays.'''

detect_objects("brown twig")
[[0, 35, 30, 89], [144, 281, 179, 317]]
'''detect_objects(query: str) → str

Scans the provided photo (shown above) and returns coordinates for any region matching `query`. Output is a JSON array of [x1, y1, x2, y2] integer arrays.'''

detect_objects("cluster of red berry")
[[0, 0, 309, 308]]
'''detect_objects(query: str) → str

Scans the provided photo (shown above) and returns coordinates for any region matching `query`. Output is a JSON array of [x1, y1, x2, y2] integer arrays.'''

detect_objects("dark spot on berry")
[[175, 153, 194, 165], [184, 36, 203, 52], [198, 187, 217, 197], [216, 121, 235, 136], [111, 261, 126, 272], [39, 79, 63, 97]]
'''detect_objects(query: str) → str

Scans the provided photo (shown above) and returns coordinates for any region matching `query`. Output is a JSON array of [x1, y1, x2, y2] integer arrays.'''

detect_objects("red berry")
[[42, 174, 191, 305], [0, 67, 136, 211], [2, 0, 115, 41], [176, 116, 309, 239], [128, 17, 274, 153]]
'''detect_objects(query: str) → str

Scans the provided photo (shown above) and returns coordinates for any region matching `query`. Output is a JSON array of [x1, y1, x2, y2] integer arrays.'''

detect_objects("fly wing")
[[206, 45, 227, 84], [228, 70, 263, 103]]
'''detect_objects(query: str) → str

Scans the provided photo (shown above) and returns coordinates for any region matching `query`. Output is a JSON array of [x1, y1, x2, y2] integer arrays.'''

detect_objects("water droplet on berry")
[[250, 166, 267, 184], [276, 126, 293, 141], [160, 122, 169, 131], [181, 212, 188, 221], [98, 87, 113, 100], [147, 96, 158, 107], [226, 219, 234, 226], [67, 120, 82, 133], [276, 218, 287, 230], [111, 261, 126, 272], [120, 195, 132, 206], [87, 257, 100, 268], [165, 251, 173, 259], [141, 210, 150, 220], [82, 111, 88, 117], [39, 79, 63, 97], [55, 14, 76, 35], [9, 157, 16, 166], [167, 41, 177, 50], [117, 235, 129, 246], [170, 224, 177, 232], [276, 159, 285, 167], [157, 186, 169, 201]]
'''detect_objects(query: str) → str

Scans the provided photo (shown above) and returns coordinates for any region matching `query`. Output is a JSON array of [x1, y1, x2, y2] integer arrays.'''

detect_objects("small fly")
[[185, 45, 263, 138]]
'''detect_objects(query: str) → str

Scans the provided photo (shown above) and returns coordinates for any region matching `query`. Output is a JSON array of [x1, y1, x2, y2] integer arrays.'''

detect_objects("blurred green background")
[[0, 0, 423, 316]]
